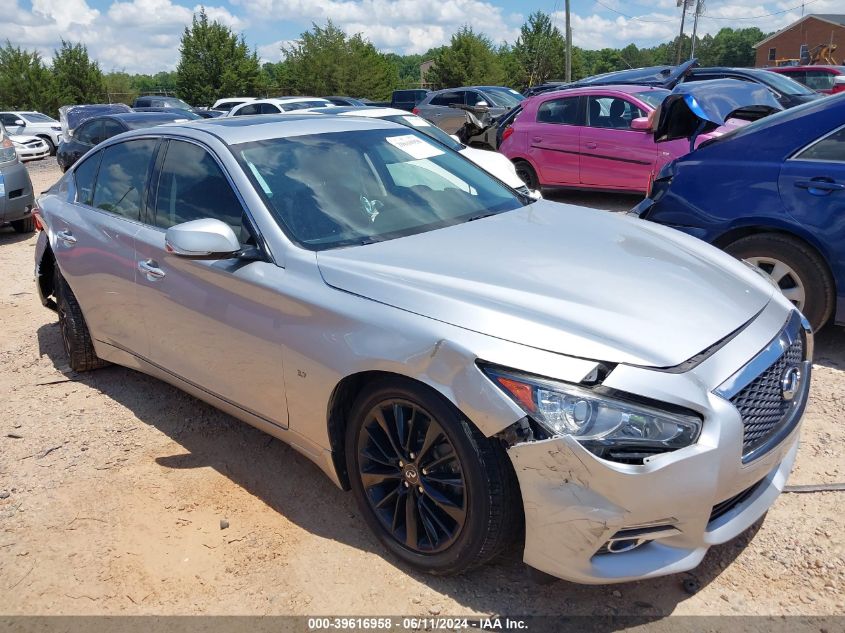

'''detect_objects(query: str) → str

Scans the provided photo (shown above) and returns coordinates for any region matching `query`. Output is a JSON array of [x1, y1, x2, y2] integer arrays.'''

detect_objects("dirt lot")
[[0, 159, 843, 618]]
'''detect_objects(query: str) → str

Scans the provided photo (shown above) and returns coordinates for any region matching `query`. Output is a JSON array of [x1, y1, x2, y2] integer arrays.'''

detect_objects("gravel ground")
[[0, 159, 842, 617]]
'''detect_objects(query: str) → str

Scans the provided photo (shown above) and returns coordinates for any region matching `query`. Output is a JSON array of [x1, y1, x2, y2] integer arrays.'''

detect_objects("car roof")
[[103, 112, 193, 124], [135, 113, 402, 145], [315, 106, 407, 117], [532, 84, 669, 97], [258, 97, 330, 104], [768, 65, 845, 72]]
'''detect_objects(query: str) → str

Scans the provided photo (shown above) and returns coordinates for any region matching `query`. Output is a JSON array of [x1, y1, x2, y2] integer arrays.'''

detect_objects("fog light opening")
[[605, 538, 647, 554]]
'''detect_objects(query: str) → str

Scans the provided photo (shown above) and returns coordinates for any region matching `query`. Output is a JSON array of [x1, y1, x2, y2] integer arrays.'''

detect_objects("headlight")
[[51, 126, 62, 131], [0, 138, 16, 162], [483, 365, 701, 459]]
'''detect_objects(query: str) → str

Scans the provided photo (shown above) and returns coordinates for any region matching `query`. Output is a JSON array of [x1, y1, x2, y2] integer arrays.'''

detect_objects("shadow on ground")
[[36, 314, 776, 622]]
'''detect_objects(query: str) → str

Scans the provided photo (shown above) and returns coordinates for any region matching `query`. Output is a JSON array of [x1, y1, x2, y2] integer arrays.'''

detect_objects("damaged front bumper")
[[504, 305, 810, 584]]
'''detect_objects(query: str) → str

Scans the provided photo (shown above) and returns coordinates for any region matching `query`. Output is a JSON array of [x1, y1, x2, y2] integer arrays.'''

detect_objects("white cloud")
[[235, 0, 521, 52], [257, 39, 298, 62], [32, 0, 99, 29]]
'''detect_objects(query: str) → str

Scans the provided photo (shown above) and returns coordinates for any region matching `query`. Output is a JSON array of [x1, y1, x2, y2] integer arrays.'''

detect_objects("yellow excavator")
[[775, 43, 839, 67]]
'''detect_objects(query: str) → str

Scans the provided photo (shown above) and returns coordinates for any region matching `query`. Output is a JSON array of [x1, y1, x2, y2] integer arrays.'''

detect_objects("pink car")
[[501, 85, 718, 194]]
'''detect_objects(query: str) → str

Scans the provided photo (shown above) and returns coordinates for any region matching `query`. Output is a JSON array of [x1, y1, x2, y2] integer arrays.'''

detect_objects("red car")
[[499, 85, 733, 194], [766, 66, 845, 95]]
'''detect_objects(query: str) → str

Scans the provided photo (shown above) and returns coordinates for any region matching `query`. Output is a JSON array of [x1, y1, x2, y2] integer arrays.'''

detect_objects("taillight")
[[646, 172, 655, 197], [32, 205, 43, 231], [502, 126, 514, 142], [412, 107, 420, 115]]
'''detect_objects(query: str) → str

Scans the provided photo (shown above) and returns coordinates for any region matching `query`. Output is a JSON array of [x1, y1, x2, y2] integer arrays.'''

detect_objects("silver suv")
[[0, 111, 63, 156], [0, 123, 36, 233], [414, 86, 525, 133]]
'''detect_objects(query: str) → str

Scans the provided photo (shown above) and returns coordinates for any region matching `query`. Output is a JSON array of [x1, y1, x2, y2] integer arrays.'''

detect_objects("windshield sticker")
[[401, 116, 431, 128], [0, 173, 5, 198], [246, 160, 272, 195], [386, 135, 444, 160]]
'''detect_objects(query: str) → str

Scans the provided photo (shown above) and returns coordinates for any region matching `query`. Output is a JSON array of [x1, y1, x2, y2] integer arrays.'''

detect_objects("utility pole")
[[690, 0, 703, 58], [675, 0, 689, 64], [565, 0, 572, 82]]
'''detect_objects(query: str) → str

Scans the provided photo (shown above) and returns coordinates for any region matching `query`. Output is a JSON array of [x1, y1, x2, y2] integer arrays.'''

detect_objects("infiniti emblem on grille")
[[780, 365, 801, 401]]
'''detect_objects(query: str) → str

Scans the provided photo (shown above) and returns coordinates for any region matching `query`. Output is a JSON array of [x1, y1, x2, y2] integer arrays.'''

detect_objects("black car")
[[391, 89, 430, 112], [132, 95, 193, 110], [56, 112, 192, 172], [542, 60, 821, 110]]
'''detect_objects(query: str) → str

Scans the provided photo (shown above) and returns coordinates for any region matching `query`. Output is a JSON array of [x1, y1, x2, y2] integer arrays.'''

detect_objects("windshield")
[[380, 114, 463, 152], [22, 112, 57, 123], [235, 129, 521, 250], [758, 70, 816, 95], [161, 97, 193, 109], [634, 89, 670, 109], [484, 88, 524, 108]]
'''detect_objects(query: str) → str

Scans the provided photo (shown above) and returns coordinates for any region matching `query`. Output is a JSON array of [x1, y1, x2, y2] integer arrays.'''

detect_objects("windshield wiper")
[[466, 211, 499, 222]]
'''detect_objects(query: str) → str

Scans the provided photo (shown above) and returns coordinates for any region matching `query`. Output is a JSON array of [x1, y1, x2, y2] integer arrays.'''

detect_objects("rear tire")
[[513, 160, 539, 191], [55, 268, 109, 371], [11, 217, 35, 233], [724, 233, 834, 331], [345, 377, 521, 575]]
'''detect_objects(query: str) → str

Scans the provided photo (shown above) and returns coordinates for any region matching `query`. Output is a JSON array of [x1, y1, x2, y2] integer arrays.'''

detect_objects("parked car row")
[[0, 122, 36, 233]]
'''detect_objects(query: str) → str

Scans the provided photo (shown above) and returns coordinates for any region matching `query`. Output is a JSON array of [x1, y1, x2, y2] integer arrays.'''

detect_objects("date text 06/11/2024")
[[307, 617, 529, 630]]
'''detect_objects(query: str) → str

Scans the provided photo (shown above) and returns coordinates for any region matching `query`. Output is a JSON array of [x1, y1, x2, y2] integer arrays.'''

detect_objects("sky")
[[2, 0, 842, 74]]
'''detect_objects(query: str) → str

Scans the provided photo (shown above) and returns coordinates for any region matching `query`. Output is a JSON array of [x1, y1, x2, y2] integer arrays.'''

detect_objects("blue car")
[[632, 92, 845, 331]]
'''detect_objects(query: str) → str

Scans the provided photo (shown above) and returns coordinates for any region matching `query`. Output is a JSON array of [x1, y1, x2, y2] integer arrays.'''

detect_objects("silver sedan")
[[33, 114, 811, 584]]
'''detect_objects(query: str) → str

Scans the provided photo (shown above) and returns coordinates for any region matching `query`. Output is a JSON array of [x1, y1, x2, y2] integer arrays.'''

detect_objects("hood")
[[316, 201, 773, 367], [655, 79, 782, 143], [460, 146, 524, 189], [59, 104, 132, 142], [10, 134, 41, 145], [576, 59, 698, 89]]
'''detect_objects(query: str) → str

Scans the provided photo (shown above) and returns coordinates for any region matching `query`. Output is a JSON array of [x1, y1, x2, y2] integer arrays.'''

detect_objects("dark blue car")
[[632, 92, 845, 331]]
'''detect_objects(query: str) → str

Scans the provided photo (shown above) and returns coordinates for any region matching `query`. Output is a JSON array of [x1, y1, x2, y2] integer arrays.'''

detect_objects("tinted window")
[[0, 113, 20, 126], [153, 140, 244, 232], [757, 70, 816, 95], [75, 120, 102, 145], [482, 88, 524, 108], [74, 150, 102, 206], [797, 127, 845, 162], [235, 103, 260, 116], [466, 91, 486, 106], [537, 96, 579, 124], [586, 96, 644, 129], [101, 119, 126, 140], [22, 112, 56, 123], [430, 91, 462, 106], [260, 103, 281, 114], [92, 139, 157, 220]]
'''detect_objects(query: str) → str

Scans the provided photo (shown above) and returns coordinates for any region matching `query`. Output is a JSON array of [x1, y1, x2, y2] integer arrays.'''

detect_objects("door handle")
[[795, 179, 844, 195], [531, 136, 543, 143], [55, 230, 77, 246], [585, 142, 598, 149], [138, 260, 166, 281]]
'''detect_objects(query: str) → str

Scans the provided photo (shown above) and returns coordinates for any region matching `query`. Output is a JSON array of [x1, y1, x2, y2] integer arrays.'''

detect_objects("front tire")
[[345, 377, 521, 575], [724, 233, 834, 331], [55, 269, 109, 371], [11, 217, 35, 233], [38, 135, 57, 156]]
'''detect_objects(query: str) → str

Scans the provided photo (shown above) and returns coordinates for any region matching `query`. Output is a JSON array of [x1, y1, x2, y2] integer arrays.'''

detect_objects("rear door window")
[[804, 70, 834, 91], [586, 96, 644, 129], [536, 96, 579, 125], [796, 126, 845, 162], [260, 103, 281, 114], [73, 150, 103, 206], [75, 120, 102, 145], [92, 139, 157, 220], [235, 103, 260, 116], [101, 119, 126, 141], [430, 91, 462, 107]]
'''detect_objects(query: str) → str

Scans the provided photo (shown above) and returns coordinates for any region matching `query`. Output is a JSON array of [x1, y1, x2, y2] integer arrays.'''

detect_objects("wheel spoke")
[[420, 496, 454, 537], [360, 470, 402, 489], [403, 409, 418, 454], [423, 472, 465, 489], [364, 424, 398, 462], [374, 408, 405, 460], [419, 449, 456, 471], [781, 286, 804, 305], [361, 445, 396, 468], [417, 497, 440, 548], [391, 489, 404, 533], [418, 421, 444, 465], [425, 486, 465, 522], [404, 489, 419, 548], [373, 483, 401, 509], [769, 261, 790, 285]]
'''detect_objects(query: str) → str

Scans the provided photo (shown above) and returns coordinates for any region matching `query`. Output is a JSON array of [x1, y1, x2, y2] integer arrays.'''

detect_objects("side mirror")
[[476, 101, 489, 107], [164, 218, 241, 257], [450, 134, 461, 142], [631, 117, 651, 131], [12, 119, 25, 127]]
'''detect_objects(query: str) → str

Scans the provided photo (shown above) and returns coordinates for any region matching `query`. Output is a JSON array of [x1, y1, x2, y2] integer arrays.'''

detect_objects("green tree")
[[0, 42, 54, 113], [510, 12, 566, 88], [51, 41, 105, 107], [427, 26, 505, 89], [176, 9, 264, 106], [104, 71, 137, 105], [280, 21, 397, 99], [709, 28, 766, 67]]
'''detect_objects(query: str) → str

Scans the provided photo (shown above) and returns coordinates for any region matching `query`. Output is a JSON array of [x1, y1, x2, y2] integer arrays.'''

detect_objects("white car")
[[9, 134, 50, 161], [210, 97, 256, 113], [0, 111, 63, 155], [309, 106, 541, 198], [226, 97, 332, 117]]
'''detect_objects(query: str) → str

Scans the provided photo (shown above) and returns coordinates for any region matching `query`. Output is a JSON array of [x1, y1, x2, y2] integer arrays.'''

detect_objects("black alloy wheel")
[[357, 399, 467, 553]]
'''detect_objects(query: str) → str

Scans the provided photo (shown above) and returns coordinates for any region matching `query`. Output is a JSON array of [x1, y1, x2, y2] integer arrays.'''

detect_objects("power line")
[[592, 0, 676, 24], [699, 0, 822, 20]]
